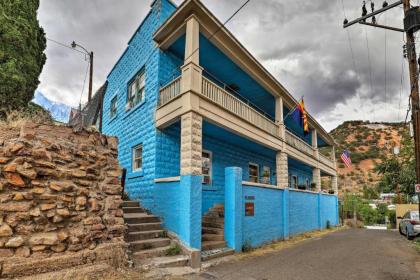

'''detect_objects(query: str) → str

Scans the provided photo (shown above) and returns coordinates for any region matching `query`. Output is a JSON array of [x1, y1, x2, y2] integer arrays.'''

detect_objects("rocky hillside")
[[328, 121, 408, 195]]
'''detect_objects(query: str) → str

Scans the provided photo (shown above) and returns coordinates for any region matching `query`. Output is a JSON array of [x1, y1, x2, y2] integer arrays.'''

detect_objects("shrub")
[[242, 240, 253, 252], [166, 244, 182, 256], [326, 220, 331, 229]]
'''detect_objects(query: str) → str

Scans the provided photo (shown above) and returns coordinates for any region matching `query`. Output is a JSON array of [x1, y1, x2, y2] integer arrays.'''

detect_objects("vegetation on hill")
[[329, 120, 413, 200], [0, 0, 46, 118]]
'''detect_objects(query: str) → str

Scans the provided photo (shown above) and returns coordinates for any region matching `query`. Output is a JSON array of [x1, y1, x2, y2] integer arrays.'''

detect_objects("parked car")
[[398, 210, 420, 240]]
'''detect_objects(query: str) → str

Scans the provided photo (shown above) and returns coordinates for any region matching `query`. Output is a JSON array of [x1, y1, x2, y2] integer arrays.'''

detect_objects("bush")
[[326, 220, 331, 229], [242, 240, 253, 252], [166, 244, 181, 256]]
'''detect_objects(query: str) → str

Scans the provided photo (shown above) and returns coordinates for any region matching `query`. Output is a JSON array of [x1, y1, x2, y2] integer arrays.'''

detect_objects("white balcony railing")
[[319, 153, 335, 169], [158, 76, 181, 106], [201, 77, 278, 136], [285, 129, 315, 156]]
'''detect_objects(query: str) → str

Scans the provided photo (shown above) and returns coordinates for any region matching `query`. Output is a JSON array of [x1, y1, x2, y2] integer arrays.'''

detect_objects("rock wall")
[[0, 122, 125, 277]]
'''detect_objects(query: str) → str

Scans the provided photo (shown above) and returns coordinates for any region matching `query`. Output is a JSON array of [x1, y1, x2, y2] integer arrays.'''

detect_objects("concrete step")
[[202, 221, 224, 229], [201, 247, 235, 262], [128, 222, 163, 232], [202, 233, 224, 242], [129, 238, 171, 252], [202, 241, 227, 251], [126, 230, 167, 242], [204, 211, 224, 218], [202, 227, 224, 235], [202, 217, 224, 225], [122, 206, 145, 214], [122, 201, 139, 208], [140, 256, 190, 268], [124, 213, 160, 224], [132, 245, 172, 260]]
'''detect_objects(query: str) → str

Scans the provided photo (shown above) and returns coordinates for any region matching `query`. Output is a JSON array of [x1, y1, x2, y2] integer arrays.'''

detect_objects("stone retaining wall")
[[0, 122, 126, 277]]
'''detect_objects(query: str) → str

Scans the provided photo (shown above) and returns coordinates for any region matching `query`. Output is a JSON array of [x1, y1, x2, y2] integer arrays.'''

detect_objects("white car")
[[398, 211, 420, 240]]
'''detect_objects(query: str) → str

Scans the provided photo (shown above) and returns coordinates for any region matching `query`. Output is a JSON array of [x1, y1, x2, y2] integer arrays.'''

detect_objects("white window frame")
[[202, 150, 212, 185], [261, 166, 271, 184], [127, 69, 145, 109], [132, 144, 143, 172], [292, 175, 298, 189], [248, 163, 259, 183], [110, 96, 117, 118]]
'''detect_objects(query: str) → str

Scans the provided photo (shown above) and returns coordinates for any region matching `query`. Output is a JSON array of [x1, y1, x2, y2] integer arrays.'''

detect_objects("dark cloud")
[[37, 0, 410, 130]]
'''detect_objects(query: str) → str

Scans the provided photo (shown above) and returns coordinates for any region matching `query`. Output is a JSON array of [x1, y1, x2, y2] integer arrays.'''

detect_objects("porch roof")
[[153, 0, 335, 146]]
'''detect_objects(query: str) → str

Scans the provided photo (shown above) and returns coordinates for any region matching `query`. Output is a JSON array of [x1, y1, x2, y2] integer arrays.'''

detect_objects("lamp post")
[[71, 41, 93, 103]]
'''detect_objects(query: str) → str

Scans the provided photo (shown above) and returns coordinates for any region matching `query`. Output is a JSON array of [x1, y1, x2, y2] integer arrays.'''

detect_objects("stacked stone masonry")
[[0, 122, 126, 278], [180, 112, 202, 176]]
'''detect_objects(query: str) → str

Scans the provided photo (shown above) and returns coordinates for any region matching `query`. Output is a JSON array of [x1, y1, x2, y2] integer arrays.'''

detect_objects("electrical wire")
[[46, 37, 85, 55], [79, 61, 90, 106], [365, 26, 374, 120]]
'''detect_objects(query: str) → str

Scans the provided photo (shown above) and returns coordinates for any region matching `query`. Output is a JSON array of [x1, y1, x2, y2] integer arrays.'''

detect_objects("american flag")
[[341, 150, 352, 168]]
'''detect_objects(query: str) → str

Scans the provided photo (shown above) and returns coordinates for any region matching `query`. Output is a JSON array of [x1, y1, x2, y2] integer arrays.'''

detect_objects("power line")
[[46, 37, 85, 55], [365, 27, 374, 119], [181, 0, 251, 67], [79, 61, 90, 106]]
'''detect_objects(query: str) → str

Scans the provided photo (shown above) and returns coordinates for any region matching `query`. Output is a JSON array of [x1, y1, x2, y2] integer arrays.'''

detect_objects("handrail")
[[158, 76, 181, 106], [201, 77, 278, 136], [285, 129, 314, 156]]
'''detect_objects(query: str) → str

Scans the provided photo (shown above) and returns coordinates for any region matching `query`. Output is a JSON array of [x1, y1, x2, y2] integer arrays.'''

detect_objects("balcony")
[[157, 76, 336, 174]]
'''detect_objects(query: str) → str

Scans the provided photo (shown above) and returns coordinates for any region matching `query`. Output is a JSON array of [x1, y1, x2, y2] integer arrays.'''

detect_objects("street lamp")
[[71, 41, 94, 103]]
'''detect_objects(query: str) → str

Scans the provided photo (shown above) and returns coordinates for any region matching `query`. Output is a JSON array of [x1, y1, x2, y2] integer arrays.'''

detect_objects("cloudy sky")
[[37, 0, 411, 131]]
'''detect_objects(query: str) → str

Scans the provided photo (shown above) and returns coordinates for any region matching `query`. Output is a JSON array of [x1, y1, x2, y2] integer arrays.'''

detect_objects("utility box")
[[404, 6, 420, 33]]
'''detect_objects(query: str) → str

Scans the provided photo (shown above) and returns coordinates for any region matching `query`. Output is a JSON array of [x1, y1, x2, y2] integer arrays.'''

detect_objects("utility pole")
[[344, 0, 420, 214], [88, 51, 94, 103]]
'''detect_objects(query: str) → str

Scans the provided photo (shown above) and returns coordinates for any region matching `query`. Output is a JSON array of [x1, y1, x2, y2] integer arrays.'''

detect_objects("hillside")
[[328, 120, 408, 195]]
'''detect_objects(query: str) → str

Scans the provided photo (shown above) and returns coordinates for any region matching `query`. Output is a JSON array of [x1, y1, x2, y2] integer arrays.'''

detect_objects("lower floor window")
[[248, 163, 259, 183], [292, 175, 298, 189], [261, 166, 270, 184], [132, 144, 142, 172], [202, 150, 212, 184]]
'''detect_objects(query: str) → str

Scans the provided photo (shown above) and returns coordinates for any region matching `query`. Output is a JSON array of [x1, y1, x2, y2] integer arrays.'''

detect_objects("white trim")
[[202, 149, 212, 185], [242, 181, 284, 190], [248, 162, 259, 183], [289, 188, 319, 195], [132, 144, 143, 172], [155, 176, 181, 183]]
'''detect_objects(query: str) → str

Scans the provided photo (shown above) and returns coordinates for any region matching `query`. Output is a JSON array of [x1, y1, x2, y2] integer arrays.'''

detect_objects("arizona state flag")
[[291, 99, 310, 135]]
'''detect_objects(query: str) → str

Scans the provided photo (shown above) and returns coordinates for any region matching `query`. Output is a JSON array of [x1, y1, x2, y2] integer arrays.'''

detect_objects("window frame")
[[292, 175, 298, 189], [202, 150, 212, 185], [132, 144, 143, 173], [127, 69, 146, 110], [261, 166, 271, 184], [110, 95, 117, 119], [248, 162, 259, 183]]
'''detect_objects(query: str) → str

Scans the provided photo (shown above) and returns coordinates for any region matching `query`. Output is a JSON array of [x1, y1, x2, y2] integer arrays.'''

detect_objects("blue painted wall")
[[320, 194, 339, 227], [288, 190, 319, 235], [242, 186, 284, 247], [102, 0, 177, 209]]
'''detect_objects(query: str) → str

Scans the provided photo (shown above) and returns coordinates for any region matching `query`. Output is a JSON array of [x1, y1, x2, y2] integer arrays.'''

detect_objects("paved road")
[[189, 229, 420, 280]]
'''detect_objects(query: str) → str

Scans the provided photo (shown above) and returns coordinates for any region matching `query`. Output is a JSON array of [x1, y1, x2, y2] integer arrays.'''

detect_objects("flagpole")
[[283, 96, 303, 121]]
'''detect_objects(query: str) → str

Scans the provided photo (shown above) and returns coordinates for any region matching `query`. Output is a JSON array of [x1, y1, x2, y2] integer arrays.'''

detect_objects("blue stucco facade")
[[101, 0, 338, 251]]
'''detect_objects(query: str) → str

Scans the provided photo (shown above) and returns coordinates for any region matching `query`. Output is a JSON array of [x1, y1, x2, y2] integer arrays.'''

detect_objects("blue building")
[[102, 0, 339, 254]]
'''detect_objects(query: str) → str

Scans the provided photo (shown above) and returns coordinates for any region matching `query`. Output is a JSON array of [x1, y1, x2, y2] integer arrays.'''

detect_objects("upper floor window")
[[202, 150, 212, 185], [110, 96, 117, 118], [132, 144, 143, 172], [292, 175, 298, 189], [127, 70, 145, 110], [248, 163, 259, 183]]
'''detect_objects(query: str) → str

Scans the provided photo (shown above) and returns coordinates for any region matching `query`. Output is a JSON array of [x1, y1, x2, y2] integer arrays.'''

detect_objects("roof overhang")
[[153, 0, 335, 146]]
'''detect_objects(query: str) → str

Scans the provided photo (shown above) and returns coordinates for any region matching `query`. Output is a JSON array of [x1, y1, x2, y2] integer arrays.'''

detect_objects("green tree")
[[375, 130, 416, 198], [0, 0, 46, 117]]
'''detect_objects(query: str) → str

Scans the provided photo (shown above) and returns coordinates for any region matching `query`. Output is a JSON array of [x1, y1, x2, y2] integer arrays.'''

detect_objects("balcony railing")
[[158, 76, 181, 106], [319, 153, 335, 169], [201, 77, 278, 136], [285, 129, 315, 157]]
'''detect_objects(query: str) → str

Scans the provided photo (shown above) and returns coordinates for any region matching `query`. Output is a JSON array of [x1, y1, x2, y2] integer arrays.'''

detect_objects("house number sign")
[[245, 202, 254, 216]]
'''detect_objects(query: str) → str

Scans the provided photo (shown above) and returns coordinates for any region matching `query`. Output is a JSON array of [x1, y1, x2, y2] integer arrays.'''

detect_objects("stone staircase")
[[201, 204, 234, 261], [122, 200, 189, 268]]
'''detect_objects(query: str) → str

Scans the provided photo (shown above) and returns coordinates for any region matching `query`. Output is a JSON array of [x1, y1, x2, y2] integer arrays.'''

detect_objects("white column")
[[276, 151, 288, 188], [181, 112, 202, 176], [275, 97, 285, 139], [332, 175, 338, 194], [184, 16, 199, 65], [331, 146, 336, 161], [181, 16, 203, 95], [311, 129, 318, 148], [313, 168, 321, 192]]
